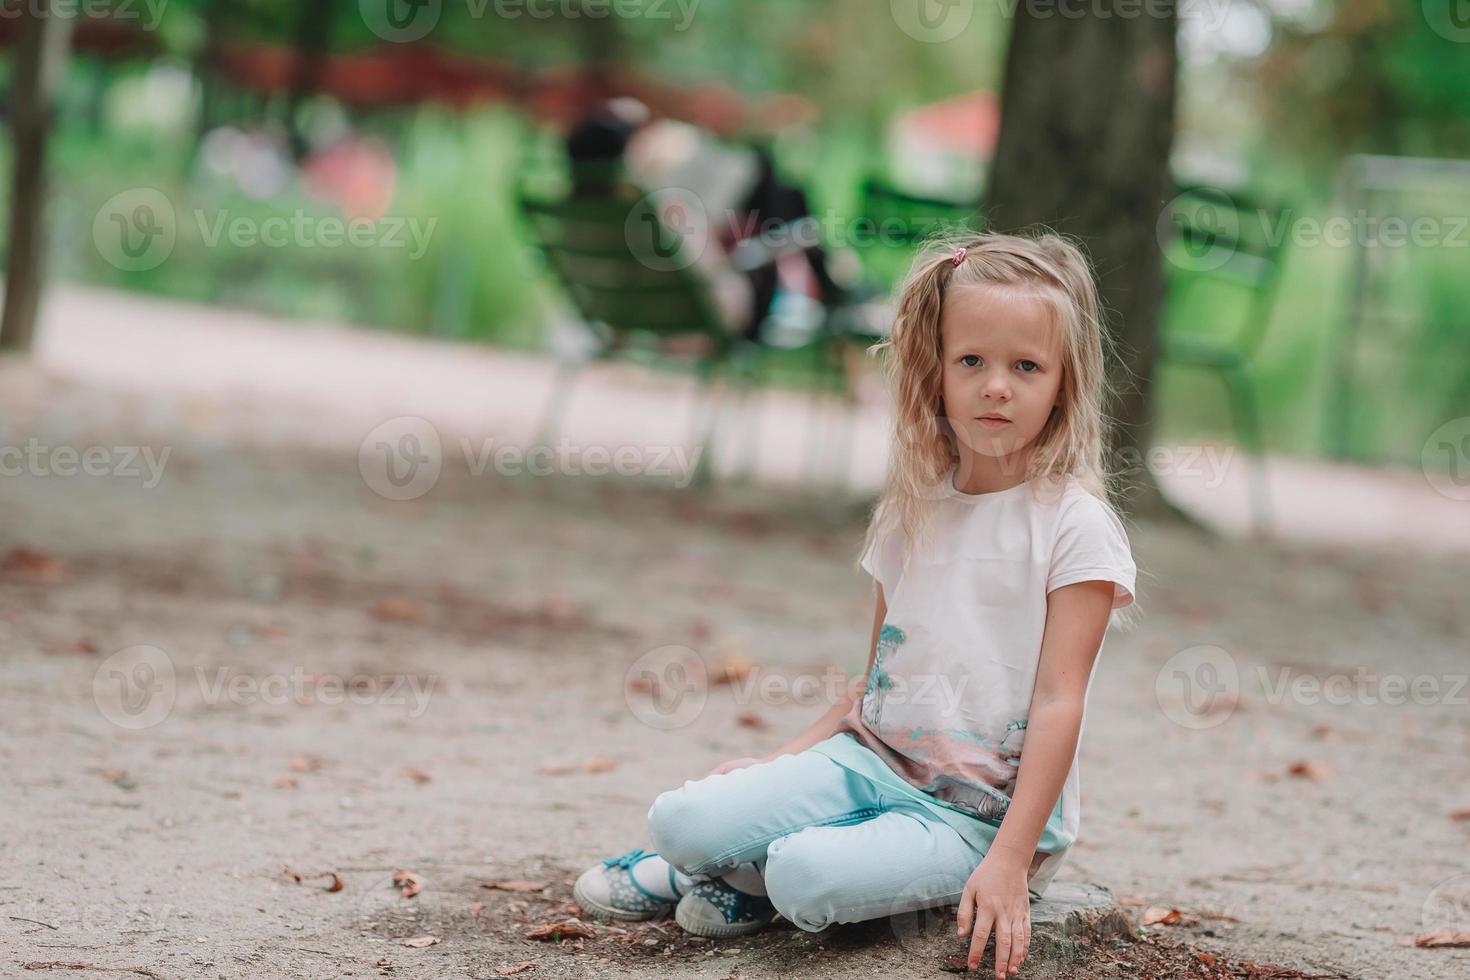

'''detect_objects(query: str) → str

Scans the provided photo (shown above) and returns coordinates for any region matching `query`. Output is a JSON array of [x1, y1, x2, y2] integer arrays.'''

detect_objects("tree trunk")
[[285, 0, 334, 161], [984, 3, 1180, 519], [0, 2, 73, 353]]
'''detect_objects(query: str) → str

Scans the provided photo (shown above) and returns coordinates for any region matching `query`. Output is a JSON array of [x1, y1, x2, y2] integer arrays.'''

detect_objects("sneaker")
[[674, 878, 778, 938], [573, 847, 685, 922]]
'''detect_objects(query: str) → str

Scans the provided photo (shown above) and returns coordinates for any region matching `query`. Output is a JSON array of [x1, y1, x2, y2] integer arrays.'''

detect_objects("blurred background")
[[2, 0, 1468, 507], [3, 3, 1469, 979]]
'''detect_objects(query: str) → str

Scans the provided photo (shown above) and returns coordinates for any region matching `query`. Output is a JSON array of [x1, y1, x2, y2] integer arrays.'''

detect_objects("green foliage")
[[35, 106, 544, 346]]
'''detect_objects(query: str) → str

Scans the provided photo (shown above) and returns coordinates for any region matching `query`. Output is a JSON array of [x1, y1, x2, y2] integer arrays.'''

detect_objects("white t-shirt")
[[822, 465, 1136, 889]]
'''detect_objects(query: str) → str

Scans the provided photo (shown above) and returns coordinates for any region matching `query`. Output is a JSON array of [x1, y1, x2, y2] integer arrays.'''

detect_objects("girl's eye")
[[1017, 360, 1039, 373], [961, 355, 981, 367]]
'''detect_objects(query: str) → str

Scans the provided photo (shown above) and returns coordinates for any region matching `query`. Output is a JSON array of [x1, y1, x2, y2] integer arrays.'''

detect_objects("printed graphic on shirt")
[[860, 623, 907, 729], [905, 719, 1028, 821]]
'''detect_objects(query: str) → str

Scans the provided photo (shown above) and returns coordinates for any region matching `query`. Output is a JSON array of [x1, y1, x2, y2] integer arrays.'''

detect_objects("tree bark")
[[285, 0, 334, 161], [984, 3, 1180, 518], [1, 2, 73, 353]]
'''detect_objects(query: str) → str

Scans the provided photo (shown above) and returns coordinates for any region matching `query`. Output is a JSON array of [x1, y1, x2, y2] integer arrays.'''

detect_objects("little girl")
[[574, 231, 1138, 977]]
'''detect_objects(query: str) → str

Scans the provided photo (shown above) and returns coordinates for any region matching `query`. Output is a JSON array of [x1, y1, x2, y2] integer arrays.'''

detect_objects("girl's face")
[[939, 284, 1065, 470]]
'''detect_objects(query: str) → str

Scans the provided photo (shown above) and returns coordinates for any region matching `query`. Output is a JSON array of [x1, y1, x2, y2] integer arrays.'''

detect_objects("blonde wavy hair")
[[857, 229, 1122, 582]]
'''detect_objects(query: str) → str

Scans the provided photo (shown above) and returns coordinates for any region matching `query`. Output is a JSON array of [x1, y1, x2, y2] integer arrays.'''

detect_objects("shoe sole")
[[674, 900, 774, 938], [572, 876, 669, 923]]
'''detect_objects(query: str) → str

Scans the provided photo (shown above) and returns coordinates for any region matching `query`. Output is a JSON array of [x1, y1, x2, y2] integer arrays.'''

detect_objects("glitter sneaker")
[[573, 847, 685, 922], [674, 878, 778, 938]]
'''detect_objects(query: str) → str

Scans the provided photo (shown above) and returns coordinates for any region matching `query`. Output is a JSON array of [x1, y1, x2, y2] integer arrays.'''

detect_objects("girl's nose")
[[981, 372, 1011, 401]]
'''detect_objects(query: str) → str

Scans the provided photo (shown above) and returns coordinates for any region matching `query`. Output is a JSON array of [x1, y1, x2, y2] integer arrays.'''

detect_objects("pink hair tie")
[[952, 247, 968, 266]]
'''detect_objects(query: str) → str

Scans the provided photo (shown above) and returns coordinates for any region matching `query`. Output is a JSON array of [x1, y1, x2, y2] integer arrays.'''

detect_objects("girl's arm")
[[958, 578, 1115, 977], [987, 578, 1114, 865], [764, 583, 886, 761]]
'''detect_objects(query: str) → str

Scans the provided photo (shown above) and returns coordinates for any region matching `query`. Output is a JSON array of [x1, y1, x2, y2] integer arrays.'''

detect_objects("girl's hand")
[[707, 756, 767, 777], [957, 854, 1031, 977]]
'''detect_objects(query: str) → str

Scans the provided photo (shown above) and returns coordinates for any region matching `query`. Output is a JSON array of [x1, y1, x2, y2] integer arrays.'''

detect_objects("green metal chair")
[[1158, 184, 1289, 533], [518, 185, 743, 487], [854, 177, 983, 291]]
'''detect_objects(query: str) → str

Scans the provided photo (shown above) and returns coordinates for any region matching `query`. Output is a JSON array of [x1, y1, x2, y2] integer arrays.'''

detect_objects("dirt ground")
[[3, 295, 1469, 980]]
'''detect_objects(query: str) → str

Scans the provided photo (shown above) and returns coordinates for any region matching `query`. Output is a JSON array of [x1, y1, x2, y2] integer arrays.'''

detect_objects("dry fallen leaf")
[[1287, 760, 1331, 781], [393, 869, 423, 899], [709, 654, 754, 686], [288, 754, 323, 773], [279, 865, 303, 883], [374, 957, 391, 967], [49, 639, 98, 656], [400, 935, 439, 948], [1450, 808, 1470, 822], [582, 757, 617, 774], [372, 597, 427, 624], [523, 918, 595, 941], [323, 872, 343, 893], [404, 767, 432, 784], [482, 880, 548, 893], [273, 776, 299, 790], [735, 712, 768, 730], [537, 762, 576, 776], [1412, 930, 1470, 948], [1140, 906, 1197, 926], [496, 963, 537, 976], [98, 769, 136, 790], [2, 547, 65, 585]]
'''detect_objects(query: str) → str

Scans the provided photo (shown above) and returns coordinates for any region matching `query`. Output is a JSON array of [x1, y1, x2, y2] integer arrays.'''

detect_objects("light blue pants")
[[647, 748, 989, 932]]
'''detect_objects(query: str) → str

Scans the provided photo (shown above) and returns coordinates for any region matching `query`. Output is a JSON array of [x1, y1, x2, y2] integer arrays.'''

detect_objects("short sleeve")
[[860, 501, 905, 599], [1048, 492, 1136, 609]]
